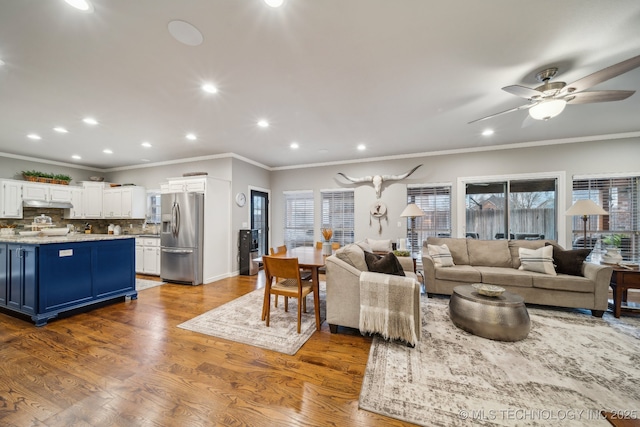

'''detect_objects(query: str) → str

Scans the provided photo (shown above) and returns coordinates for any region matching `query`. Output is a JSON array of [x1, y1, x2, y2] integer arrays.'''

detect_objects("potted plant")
[[53, 174, 72, 185], [22, 170, 41, 182], [602, 233, 624, 263]]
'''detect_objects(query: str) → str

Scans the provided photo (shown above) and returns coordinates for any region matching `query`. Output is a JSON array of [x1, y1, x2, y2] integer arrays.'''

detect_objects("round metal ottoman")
[[449, 285, 530, 341]]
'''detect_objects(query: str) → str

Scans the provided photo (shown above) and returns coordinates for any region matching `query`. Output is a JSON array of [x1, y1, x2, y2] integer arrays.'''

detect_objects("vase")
[[322, 242, 332, 255], [602, 247, 623, 264]]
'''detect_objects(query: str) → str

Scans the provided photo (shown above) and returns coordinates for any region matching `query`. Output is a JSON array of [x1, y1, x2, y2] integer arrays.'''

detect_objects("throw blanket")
[[359, 271, 419, 346]]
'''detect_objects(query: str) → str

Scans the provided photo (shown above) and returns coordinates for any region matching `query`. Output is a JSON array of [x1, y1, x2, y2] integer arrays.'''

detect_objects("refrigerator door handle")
[[162, 248, 194, 254], [175, 202, 180, 238]]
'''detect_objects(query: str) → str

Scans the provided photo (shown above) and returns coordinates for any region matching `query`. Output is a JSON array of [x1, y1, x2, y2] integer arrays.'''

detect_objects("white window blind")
[[572, 176, 639, 259], [407, 185, 452, 252], [283, 191, 314, 248], [321, 190, 354, 246]]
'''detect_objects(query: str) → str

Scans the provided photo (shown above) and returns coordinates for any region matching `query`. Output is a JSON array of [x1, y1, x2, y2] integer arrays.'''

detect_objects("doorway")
[[251, 190, 269, 256]]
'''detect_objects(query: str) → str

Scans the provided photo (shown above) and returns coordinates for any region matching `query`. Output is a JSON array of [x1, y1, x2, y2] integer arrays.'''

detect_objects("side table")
[[609, 266, 640, 318]]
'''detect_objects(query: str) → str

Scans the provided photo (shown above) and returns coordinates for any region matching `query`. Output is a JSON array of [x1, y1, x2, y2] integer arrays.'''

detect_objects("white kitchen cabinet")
[[164, 177, 207, 193], [0, 180, 22, 218], [104, 186, 146, 219], [64, 187, 84, 219], [82, 182, 104, 218], [135, 237, 160, 275], [22, 182, 72, 203]]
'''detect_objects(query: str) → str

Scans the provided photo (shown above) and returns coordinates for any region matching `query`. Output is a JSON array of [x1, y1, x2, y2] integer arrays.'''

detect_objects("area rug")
[[359, 296, 640, 426], [177, 284, 326, 355], [136, 278, 165, 291]]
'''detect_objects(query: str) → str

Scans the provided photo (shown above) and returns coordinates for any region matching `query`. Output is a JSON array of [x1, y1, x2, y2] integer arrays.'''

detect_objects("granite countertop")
[[0, 233, 136, 244]]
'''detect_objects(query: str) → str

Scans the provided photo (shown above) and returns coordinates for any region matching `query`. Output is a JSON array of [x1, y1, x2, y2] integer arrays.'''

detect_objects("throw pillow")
[[364, 251, 405, 276], [365, 238, 392, 252], [335, 243, 368, 271], [545, 242, 591, 276], [355, 240, 372, 253], [518, 246, 556, 275], [427, 244, 455, 267]]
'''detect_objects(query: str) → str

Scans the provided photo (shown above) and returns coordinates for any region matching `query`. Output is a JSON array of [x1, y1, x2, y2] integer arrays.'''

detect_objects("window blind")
[[321, 190, 354, 246], [283, 191, 314, 248], [572, 176, 639, 259], [407, 185, 452, 252]]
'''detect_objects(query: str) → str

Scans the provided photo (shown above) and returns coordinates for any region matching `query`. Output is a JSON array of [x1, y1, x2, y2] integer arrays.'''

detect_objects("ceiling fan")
[[469, 54, 640, 123]]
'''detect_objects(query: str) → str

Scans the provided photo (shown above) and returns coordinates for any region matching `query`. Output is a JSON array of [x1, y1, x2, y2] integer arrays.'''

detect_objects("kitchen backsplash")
[[1, 208, 158, 235]]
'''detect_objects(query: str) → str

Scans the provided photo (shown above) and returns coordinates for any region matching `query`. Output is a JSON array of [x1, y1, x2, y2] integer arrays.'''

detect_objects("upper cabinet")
[[82, 182, 104, 218], [22, 182, 72, 203], [0, 180, 23, 218], [162, 176, 208, 194], [103, 186, 146, 219]]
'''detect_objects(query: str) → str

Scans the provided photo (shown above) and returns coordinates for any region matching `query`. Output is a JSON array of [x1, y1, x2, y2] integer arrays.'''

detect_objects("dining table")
[[257, 246, 330, 331]]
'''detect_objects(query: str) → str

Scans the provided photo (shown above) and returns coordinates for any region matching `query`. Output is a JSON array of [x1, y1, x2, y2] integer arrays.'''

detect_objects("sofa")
[[422, 237, 613, 317], [325, 241, 421, 342]]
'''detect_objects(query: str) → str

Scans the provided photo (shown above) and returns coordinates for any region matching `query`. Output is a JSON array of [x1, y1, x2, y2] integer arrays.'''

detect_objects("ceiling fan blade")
[[565, 90, 635, 104], [468, 103, 534, 124], [563, 54, 640, 94], [502, 85, 543, 99]]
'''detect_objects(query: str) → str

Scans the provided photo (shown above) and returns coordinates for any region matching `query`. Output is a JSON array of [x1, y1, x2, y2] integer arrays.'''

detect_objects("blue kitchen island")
[[0, 234, 137, 326]]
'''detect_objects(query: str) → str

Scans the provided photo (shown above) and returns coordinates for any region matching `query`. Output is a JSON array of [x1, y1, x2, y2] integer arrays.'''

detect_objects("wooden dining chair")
[[270, 245, 287, 255], [261, 256, 320, 334]]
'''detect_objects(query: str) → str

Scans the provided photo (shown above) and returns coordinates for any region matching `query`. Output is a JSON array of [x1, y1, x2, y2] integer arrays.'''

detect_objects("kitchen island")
[[0, 234, 137, 326]]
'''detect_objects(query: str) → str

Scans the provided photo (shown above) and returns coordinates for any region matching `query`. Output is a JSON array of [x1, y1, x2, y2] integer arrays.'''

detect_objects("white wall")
[[269, 137, 640, 248]]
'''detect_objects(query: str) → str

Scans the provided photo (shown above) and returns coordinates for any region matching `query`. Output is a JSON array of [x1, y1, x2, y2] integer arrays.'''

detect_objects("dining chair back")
[[270, 245, 287, 255], [262, 256, 319, 334]]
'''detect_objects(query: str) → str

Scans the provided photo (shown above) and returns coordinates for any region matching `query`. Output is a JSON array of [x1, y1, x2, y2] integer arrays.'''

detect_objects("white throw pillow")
[[427, 244, 455, 267], [518, 245, 557, 276], [366, 238, 392, 252]]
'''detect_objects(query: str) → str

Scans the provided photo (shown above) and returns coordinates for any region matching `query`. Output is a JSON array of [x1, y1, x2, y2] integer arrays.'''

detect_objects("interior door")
[[251, 190, 269, 256]]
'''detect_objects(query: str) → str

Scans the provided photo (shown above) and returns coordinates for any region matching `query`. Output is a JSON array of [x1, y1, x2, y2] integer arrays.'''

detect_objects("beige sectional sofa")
[[325, 243, 421, 335], [422, 237, 613, 317]]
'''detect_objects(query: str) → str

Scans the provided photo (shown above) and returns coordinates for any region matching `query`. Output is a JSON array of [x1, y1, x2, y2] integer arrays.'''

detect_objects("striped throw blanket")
[[359, 271, 419, 346]]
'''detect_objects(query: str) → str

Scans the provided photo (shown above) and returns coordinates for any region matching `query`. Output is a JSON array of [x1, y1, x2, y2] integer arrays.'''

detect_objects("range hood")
[[23, 199, 74, 209]]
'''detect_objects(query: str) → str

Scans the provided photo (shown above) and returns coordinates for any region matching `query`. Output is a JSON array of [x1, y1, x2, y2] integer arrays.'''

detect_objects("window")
[[283, 190, 314, 248], [321, 190, 354, 246], [465, 178, 557, 240], [407, 185, 452, 253], [572, 175, 639, 259]]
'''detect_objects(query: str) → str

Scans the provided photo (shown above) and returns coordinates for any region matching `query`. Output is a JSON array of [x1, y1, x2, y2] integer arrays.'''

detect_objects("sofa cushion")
[[532, 274, 595, 293], [545, 242, 591, 276], [475, 266, 533, 288], [426, 237, 469, 265], [434, 265, 481, 283], [467, 239, 512, 267], [364, 251, 405, 276], [518, 246, 556, 275], [427, 244, 455, 267], [365, 238, 392, 252], [509, 239, 548, 269], [335, 243, 368, 271], [355, 240, 372, 253]]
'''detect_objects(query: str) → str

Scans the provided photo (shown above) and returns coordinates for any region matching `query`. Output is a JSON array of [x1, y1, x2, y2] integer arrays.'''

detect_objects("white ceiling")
[[1, 0, 639, 170]]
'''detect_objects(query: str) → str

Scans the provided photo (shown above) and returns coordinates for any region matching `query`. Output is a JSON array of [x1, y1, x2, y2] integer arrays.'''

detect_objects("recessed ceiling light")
[[186, 133, 197, 141], [83, 117, 98, 125], [168, 20, 203, 46], [27, 134, 41, 140], [64, 0, 94, 13], [141, 141, 152, 148], [53, 127, 68, 133], [290, 142, 299, 149], [264, 0, 284, 7], [103, 149, 113, 154], [257, 120, 269, 128], [357, 144, 366, 151], [482, 129, 494, 136], [202, 83, 218, 94], [71, 154, 81, 160]]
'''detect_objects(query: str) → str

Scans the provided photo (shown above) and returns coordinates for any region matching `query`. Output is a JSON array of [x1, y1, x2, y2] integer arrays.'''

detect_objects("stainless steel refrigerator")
[[160, 192, 204, 285]]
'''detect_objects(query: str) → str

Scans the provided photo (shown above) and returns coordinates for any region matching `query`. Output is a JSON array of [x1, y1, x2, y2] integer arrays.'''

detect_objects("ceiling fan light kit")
[[529, 99, 567, 120]]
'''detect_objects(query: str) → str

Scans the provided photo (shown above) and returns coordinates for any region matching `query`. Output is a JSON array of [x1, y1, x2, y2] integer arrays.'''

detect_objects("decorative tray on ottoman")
[[472, 283, 506, 297]]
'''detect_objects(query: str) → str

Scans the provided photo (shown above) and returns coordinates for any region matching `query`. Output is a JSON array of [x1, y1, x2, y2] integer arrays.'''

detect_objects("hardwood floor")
[[0, 273, 409, 427], [1, 274, 638, 427]]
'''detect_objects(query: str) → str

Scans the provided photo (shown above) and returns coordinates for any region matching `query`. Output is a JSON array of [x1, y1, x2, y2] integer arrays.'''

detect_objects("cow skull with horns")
[[337, 164, 422, 199]]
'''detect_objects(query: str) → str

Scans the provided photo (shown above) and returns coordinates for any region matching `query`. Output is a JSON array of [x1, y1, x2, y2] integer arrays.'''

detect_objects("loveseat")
[[325, 241, 421, 341], [422, 237, 613, 317]]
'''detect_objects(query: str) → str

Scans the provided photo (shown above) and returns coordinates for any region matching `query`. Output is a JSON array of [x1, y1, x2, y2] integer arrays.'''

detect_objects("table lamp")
[[565, 200, 608, 249], [400, 203, 425, 255]]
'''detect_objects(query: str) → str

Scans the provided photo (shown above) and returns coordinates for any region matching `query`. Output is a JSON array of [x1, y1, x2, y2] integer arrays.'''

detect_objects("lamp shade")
[[565, 200, 608, 216], [400, 203, 425, 218], [529, 99, 567, 120]]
